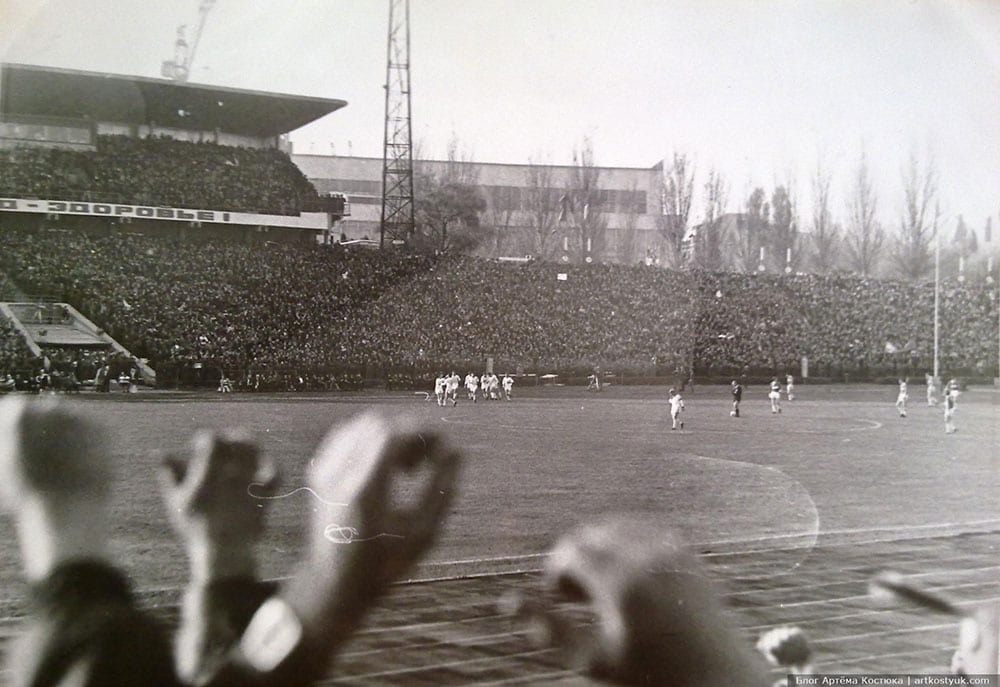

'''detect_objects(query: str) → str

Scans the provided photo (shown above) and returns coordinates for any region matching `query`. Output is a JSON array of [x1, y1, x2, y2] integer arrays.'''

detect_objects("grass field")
[[0, 384, 998, 682], [2, 383, 996, 604]]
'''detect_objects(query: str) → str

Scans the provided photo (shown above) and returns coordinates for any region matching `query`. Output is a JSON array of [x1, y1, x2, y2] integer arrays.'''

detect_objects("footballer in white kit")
[[502, 374, 514, 400], [768, 378, 782, 414], [925, 373, 937, 406], [446, 372, 461, 406], [668, 388, 685, 429], [465, 373, 479, 402], [895, 378, 908, 417], [944, 379, 959, 434]]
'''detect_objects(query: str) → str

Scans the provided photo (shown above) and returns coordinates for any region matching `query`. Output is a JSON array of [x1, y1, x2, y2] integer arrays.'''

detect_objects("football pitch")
[[0, 384, 998, 679]]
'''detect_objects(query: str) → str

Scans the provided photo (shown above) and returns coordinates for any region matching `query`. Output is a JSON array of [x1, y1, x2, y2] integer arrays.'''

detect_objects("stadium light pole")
[[994, 258, 1000, 386], [933, 212, 940, 381], [379, 0, 416, 247]]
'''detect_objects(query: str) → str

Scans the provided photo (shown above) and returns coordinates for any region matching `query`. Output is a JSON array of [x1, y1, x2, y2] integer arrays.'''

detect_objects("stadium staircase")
[[0, 270, 27, 302], [0, 301, 156, 385]]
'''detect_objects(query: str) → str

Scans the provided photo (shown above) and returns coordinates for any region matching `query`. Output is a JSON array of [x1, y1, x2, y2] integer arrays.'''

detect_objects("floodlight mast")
[[933, 215, 940, 381], [379, 0, 415, 248]]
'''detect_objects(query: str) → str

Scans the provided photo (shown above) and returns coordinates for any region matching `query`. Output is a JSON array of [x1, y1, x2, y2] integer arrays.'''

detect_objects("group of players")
[[433, 372, 514, 406], [664, 375, 791, 430], [731, 375, 793, 418], [668, 373, 962, 435], [895, 374, 962, 433]]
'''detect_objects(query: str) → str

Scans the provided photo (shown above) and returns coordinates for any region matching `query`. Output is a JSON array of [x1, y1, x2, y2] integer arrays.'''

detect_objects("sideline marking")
[[751, 579, 993, 611], [814, 646, 958, 669], [439, 414, 883, 434], [744, 595, 1000, 632], [18, 521, 999, 603], [343, 649, 555, 680], [408, 518, 1000, 576], [724, 563, 1000, 598]]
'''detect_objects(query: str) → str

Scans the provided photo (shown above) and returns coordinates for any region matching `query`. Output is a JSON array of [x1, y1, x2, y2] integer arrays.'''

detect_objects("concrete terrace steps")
[[19, 322, 108, 347], [0, 301, 156, 383]]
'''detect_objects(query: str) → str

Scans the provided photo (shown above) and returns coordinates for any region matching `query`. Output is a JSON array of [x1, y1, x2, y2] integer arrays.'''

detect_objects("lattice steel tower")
[[380, 0, 415, 247]]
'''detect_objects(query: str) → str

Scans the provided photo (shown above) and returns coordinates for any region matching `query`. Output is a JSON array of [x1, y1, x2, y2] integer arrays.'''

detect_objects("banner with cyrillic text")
[[0, 197, 327, 230]]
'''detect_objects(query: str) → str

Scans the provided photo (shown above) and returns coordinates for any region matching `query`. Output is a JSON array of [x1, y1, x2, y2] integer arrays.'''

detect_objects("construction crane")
[[161, 0, 216, 82]]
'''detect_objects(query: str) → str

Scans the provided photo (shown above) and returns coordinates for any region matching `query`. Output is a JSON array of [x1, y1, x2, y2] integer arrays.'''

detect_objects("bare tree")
[[482, 185, 519, 258], [733, 187, 769, 273], [890, 151, 939, 281], [952, 215, 978, 256], [563, 138, 608, 263], [945, 214, 979, 279], [413, 137, 486, 253], [692, 169, 728, 271], [523, 160, 560, 259], [809, 161, 839, 274], [658, 152, 696, 269], [617, 181, 642, 265], [843, 149, 885, 277], [979, 216, 997, 280], [441, 135, 479, 186], [769, 184, 800, 272]]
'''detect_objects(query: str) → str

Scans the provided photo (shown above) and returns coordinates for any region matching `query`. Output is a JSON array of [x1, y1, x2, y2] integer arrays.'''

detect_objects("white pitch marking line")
[[812, 645, 956, 668], [724, 563, 1000, 598], [125, 521, 1000, 598], [438, 413, 884, 434], [730, 550, 1000, 583], [350, 613, 518, 638], [742, 595, 1000, 632], [792, 621, 961, 646], [413, 518, 1000, 571], [699, 517, 1000, 550], [423, 553, 548, 566], [344, 648, 555, 680], [472, 670, 579, 687], [341, 628, 532, 659], [766, 579, 994, 610]]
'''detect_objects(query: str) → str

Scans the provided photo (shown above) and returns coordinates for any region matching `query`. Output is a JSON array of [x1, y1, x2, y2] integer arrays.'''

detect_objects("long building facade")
[[292, 154, 669, 264]]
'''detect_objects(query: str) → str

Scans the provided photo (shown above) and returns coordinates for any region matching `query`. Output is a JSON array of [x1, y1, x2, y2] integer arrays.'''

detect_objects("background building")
[[293, 154, 667, 264]]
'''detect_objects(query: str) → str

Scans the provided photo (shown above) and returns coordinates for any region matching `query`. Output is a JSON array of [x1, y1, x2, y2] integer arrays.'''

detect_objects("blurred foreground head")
[[527, 517, 771, 686], [0, 396, 109, 506], [0, 396, 110, 581]]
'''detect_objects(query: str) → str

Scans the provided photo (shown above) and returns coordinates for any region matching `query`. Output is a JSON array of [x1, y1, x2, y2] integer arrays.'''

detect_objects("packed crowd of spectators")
[[691, 271, 998, 379], [357, 257, 697, 374], [0, 319, 37, 378], [0, 225, 997, 387], [0, 227, 430, 378], [0, 135, 319, 215]]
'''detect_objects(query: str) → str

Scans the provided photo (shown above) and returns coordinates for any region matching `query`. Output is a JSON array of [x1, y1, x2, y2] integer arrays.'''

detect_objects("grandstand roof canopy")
[[0, 63, 347, 138]]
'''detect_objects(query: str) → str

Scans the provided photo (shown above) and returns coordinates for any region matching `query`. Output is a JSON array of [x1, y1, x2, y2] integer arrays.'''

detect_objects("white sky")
[[2, 0, 998, 233]]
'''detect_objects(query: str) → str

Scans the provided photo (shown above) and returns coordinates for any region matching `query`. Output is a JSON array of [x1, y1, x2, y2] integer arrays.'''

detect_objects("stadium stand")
[[0, 224, 996, 390], [0, 135, 321, 215]]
